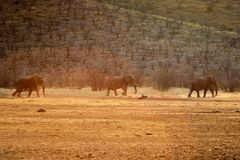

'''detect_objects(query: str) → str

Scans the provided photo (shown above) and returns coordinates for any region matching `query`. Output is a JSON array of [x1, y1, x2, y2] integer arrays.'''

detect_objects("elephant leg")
[[17, 90, 23, 97], [35, 89, 40, 97], [28, 89, 33, 97], [12, 90, 18, 97], [209, 87, 215, 97], [197, 91, 200, 98], [188, 89, 193, 97], [124, 89, 127, 96], [122, 87, 127, 96], [203, 89, 207, 98], [114, 90, 118, 96], [106, 89, 110, 96]]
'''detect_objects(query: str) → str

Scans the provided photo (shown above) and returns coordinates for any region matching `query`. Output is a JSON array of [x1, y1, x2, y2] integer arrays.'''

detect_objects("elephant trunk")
[[42, 83, 46, 97], [133, 84, 137, 94]]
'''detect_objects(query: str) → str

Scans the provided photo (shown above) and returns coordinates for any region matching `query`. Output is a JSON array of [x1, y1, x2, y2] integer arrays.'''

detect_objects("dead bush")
[[218, 69, 240, 92], [132, 71, 145, 87], [88, 70, 108, 91], [152, 68, 176, 91], [0, 68, 13, 88]]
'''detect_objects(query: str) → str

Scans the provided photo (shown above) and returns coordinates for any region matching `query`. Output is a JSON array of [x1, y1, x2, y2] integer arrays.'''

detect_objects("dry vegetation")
[[0, 88, 240, 160], [103, 0, 240, 32]]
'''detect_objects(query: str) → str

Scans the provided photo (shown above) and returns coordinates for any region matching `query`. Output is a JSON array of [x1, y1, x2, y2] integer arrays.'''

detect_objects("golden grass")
[[1, 87, 239, 110], [0, 87, 240, 159], [1, 87, 239, 99]]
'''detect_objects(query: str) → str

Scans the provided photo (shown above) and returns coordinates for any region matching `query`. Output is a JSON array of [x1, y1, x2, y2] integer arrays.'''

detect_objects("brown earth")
[[0, 88, 240, 160]]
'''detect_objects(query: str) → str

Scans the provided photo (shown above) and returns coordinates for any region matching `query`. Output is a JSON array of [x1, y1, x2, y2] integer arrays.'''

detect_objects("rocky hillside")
[[103, 0, 240, 32], [0, 0, 239, 88]]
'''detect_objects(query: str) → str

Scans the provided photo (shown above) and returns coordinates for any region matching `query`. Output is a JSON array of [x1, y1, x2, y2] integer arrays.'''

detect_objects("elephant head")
[[122, 75, 137, 94], [206, 75, 218, 96], [33, 76, 46, 97]]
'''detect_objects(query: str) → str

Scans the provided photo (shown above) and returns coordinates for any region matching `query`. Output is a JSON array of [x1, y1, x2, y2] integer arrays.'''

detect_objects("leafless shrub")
[[206, 0, 219, 13], [217, 37, 240, 92], [88, 70, 108, 91], [152, 67, 176, 91], [132, 71, 145, 87], [218, 67, 240, 92], [0, 68, 12, 88], [44, 68, 109, 90]]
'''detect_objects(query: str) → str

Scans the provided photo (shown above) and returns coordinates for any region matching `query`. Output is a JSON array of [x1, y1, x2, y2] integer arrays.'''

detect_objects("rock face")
[[0, 0, 240, 88]]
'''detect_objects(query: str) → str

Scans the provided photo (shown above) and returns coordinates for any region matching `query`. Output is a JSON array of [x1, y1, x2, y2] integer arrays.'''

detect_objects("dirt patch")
[[0, 89, 240, 159]]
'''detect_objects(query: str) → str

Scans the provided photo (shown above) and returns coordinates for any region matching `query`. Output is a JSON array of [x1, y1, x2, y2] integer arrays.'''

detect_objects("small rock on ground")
[[37, 109, 46, 112]]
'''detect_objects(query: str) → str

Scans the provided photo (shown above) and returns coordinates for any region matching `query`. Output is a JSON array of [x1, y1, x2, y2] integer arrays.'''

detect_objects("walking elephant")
[[188, 75, 218, 98], [105, 75, 137, 96], [12, 75, 46, 97]]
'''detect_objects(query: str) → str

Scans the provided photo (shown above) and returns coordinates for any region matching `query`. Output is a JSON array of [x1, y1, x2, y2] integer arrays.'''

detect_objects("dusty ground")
[[0, 88, 240, 160]]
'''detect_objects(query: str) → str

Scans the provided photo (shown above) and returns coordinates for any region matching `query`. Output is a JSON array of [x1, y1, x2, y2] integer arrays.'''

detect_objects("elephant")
[[12, 75, 46, 97], [105, 75, 137, 96], [188, 75, 218, 98]]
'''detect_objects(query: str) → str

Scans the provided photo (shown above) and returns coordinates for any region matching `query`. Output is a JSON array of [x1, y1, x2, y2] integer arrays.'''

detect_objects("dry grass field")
[[0, 87, 240, 160]]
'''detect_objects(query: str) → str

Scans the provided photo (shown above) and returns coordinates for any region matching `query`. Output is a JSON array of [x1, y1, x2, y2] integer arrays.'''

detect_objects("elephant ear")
[[122, 75, 134, 84], [206, 76, 215, 84]]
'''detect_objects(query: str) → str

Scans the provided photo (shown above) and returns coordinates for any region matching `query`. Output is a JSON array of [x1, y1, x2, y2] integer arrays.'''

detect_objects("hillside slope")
[[0, 0, 240, 88], [103, 0, 240, 32]]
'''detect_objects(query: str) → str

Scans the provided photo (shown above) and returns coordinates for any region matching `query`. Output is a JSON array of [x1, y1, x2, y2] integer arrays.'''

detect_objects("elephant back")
[[105, 76, 126, 89], [15, 77, 32, 89]]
